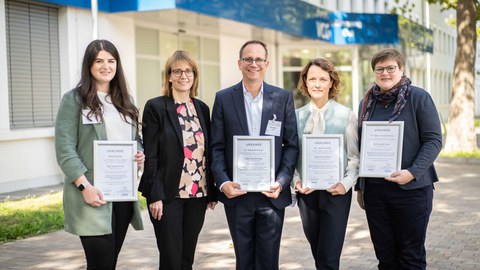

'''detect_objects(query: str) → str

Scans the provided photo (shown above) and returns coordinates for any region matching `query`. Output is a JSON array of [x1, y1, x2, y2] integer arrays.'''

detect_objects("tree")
[[427, 0, 479, 152]]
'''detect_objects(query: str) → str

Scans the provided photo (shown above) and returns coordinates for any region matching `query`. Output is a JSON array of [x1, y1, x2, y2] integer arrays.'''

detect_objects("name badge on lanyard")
[[265, 114, 282, 137]]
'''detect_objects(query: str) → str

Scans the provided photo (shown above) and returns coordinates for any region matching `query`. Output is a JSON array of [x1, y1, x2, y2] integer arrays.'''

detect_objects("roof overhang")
[[34, 0, 433, 53]]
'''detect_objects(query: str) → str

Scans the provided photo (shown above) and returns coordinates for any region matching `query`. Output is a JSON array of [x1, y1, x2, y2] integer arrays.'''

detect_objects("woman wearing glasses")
[[293, 58, 359, 270], [139, 50, 217, 270], [356, 48, 442, 269]]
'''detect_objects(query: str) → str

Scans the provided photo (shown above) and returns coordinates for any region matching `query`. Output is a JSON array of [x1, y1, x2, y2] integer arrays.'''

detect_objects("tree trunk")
[[444, 0, 478, 152]]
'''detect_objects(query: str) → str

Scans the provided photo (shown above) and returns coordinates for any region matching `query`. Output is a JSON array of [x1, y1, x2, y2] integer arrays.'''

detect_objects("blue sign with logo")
[[303, 12, 399, 45], [33, 0, 432, 52]]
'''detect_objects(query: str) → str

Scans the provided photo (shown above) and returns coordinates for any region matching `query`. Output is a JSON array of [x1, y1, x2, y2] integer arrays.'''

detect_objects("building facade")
[[0, 0, 468, 192]]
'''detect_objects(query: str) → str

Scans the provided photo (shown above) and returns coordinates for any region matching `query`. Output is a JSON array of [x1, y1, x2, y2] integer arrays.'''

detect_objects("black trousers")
[[297, 189, 352, 270], [364, 182, 433, 270], [224, 192, 285, 270], [149, 197, 208, 270], [80, 202, 133, 270]]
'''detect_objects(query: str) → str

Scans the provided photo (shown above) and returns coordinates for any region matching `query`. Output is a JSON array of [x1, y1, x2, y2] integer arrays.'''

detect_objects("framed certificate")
[[94, 141, 138, 201], [302, 134, 344, 190], [359, 121, 404, 177], [233, 136, 275, 192]]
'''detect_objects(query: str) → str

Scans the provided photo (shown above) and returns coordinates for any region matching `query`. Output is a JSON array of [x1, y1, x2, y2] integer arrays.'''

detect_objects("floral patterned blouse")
[[176, 101, 207, 198]]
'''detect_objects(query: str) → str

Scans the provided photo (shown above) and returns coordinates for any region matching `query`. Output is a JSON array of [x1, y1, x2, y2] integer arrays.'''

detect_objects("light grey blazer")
[[55, 89, 143, 236]]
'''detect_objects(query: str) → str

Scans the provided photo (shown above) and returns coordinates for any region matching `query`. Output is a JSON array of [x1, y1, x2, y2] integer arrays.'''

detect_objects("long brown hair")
[[76, 39, 139, 128]]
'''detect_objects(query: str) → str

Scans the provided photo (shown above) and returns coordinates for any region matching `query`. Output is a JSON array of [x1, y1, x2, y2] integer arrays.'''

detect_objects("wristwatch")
[[77, 182, 88, 192]]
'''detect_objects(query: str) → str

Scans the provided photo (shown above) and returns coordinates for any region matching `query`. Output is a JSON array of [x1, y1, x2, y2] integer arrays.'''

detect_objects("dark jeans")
[[80, 202, 133, 270], [364, 182, 433, 270]]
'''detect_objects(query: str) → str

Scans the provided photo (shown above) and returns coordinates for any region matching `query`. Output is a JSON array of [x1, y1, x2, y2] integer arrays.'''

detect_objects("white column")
[[91, 0, 98, 40], [365, 0, 375, 13], [0, 0, 10, 132], [352, 1, 362, 12], [424, 1, 431, 93]]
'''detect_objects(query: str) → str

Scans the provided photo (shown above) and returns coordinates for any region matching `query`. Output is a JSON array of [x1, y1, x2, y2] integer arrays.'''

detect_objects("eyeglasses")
[[240, 57, 267, 66], [171, 69, 194, 77], [374, 65, 397, 74]]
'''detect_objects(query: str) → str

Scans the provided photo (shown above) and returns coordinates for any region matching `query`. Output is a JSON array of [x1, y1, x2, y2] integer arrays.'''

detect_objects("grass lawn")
[[0, 192, 147, 244], [0, 192, 64, 244], [439, 150, 480, 158]]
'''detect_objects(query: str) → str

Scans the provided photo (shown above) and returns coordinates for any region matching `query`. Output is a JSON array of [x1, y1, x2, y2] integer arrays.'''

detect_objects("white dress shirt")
[[242, 83, 264, 136]]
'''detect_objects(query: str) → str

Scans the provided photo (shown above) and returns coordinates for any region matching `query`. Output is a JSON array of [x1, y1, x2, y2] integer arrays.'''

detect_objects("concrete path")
[[0, 161, 479, 269]]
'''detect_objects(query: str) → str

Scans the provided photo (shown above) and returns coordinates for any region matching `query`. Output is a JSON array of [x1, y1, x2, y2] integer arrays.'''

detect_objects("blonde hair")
[[163, 50, 199, 98]]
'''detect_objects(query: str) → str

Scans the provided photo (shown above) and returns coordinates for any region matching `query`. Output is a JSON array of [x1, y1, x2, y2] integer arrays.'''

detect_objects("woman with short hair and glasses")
[[356, 48, 442, 269], [293, 58, 359, 270], [139, 50, 217, 270]]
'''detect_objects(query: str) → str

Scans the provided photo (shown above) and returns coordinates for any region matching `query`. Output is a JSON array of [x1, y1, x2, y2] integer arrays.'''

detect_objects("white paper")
[[359, 121, 404, 177], [265, 120, 282, 137], [94, 141, 138, 201], [82, 109, 102, 124], [233, 136, 275, 192], [302, 135, 344, 190]]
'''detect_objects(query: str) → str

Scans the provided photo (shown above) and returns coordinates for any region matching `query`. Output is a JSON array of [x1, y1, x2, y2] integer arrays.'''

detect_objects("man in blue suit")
[[210, 40, 299, 270]]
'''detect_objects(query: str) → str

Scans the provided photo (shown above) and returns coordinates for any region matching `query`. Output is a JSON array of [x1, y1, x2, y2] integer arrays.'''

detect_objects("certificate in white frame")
[[94, 140, 138, 201], [302, 134, 344, 190], [359, 121, 404, 178], [233, 136, 275, 192]]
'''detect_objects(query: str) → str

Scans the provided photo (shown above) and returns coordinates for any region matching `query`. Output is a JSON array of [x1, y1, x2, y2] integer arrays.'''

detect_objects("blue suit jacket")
[[210, 81, 299, 209]]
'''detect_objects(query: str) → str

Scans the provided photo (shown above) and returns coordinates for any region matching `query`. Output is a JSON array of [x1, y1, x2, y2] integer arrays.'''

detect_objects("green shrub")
[[475, 119, 480, 128]]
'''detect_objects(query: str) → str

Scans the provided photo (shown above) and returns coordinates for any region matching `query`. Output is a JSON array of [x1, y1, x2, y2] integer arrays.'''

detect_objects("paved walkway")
[[1, 160, 479, 269]]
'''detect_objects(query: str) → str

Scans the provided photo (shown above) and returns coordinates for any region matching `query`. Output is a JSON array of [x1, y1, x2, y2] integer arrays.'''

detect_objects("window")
[[5, 0, 60, 129], [135, 27, 220, 110]]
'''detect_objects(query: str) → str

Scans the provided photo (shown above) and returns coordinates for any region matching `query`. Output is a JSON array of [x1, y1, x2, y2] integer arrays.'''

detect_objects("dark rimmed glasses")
[[374, 65, 397, 74], [240, 57, 267, 66], [171, 69, 194, 77]]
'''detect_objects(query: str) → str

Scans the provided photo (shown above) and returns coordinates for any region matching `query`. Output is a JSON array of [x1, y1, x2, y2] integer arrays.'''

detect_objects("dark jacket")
[[139, 96, 217, 203], [356, 85, 442, 190], [210, 81, 299, 209]]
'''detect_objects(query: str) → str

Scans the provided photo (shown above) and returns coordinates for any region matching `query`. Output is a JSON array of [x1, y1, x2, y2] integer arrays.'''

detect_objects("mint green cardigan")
[[295, 100, 350, 177], [55, 89, 143, 236]]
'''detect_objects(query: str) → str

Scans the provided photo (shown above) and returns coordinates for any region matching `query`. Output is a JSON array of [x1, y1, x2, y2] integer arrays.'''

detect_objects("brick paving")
[[0, 160, 479, 269]]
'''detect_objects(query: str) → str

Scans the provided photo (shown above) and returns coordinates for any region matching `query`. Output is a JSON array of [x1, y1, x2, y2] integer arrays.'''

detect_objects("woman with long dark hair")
[[55, 39, 144, 269]]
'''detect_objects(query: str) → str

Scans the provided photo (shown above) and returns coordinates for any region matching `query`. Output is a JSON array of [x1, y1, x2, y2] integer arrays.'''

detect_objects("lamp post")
[[91, 0, 98, 40]]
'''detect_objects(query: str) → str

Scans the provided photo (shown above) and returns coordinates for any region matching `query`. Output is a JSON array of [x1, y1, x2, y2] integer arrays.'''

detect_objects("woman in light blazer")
[[139, 50, 217, 270], [55, 39, 144, 270], [293, 58, 359, 270]]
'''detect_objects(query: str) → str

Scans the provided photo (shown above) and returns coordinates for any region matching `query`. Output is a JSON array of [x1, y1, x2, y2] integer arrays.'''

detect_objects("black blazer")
[[139, 96, 217, 204]]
